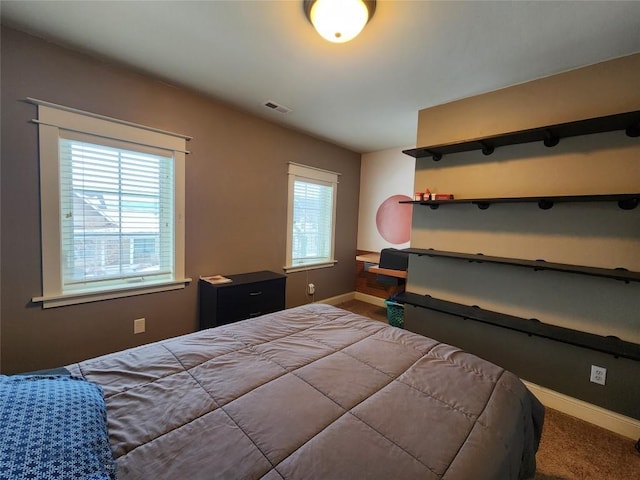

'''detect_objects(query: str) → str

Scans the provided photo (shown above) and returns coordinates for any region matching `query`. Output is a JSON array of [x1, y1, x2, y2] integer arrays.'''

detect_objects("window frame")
[[284, 162, 339, 273], [30, 99, 191, 308]]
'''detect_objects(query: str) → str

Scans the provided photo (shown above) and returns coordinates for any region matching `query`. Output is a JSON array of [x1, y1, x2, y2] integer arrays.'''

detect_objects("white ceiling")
[[2, 0, 640, 153]]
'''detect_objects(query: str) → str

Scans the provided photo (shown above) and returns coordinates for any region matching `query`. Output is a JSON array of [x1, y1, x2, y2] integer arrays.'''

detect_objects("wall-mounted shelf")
[[403, 248, 640, 283], [396, 292, 640, 361], [403, 110, 640, 161], [399, 193, 640, 210]]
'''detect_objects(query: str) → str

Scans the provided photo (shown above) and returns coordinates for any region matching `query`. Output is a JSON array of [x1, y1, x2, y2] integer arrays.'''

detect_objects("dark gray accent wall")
[[0, 27, 360, 374], [404, 304, 640, 419]]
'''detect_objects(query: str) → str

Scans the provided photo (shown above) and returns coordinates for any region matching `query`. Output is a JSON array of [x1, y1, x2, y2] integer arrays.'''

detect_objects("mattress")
[[66, 303, 544, 479]]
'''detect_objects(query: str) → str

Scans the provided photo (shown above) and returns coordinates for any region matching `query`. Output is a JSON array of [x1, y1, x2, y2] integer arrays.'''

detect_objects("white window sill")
[[283, 261, 337, 274], [32, 278, 192, 309]]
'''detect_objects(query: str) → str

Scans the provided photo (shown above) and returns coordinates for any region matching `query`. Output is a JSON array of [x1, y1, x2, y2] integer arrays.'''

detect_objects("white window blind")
[[31, 99, 190, 308], [285, 163, 339, 273], [59, 137, 174, 291]]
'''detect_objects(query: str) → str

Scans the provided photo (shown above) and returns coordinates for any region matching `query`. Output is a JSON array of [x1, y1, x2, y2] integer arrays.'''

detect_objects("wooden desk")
[[356, 252, 407, 278], [356, 252, 380, 264], [368, 266, 407, 278]]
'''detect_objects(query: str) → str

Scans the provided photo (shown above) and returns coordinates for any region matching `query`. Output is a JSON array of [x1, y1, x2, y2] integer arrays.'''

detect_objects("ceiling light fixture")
[[303, 0, 376, 44]]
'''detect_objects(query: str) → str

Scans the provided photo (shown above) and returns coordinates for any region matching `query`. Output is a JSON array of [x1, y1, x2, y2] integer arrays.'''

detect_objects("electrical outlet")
[[134, 318, 146, 334], [590, 365, 606, 385], [307, 283, 315, 295]]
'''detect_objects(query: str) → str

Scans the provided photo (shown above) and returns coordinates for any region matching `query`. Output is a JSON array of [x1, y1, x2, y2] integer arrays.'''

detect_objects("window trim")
[[29, 99, 191, 308], [284, 162, 339, 273]]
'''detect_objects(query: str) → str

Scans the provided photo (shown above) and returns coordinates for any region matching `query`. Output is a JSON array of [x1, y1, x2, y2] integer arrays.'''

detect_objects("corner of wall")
[[357, 146, 416, 252]]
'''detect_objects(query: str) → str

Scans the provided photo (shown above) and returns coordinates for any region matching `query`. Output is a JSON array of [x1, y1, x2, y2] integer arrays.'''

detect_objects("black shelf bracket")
[[626, 120, 640, 138], [543, 130, 560, 147], [479, 141, 494, 156], [614, 267, 632, 285], [537, 199, 554, 210], [618, 197, 639, 210], [427, 149, 442, 161]]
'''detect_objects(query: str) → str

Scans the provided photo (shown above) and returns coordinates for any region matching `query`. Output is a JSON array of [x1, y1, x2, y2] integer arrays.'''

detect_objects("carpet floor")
[[335, 300, 640, 479]]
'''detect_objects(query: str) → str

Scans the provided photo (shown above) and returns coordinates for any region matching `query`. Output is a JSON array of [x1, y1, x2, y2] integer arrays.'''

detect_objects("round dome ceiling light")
[[303, 0, 376, 43]]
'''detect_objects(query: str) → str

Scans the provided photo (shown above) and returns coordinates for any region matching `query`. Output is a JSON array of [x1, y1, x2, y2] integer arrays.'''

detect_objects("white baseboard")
[[354, 292, 386, 307], [523, 381, 640, 440], [317, 292, 356, 306], [318, 291, 387, 307]]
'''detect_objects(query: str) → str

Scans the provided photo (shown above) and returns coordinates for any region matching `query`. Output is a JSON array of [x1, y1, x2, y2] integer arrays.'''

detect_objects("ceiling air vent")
[[264, 100, 292, 114]]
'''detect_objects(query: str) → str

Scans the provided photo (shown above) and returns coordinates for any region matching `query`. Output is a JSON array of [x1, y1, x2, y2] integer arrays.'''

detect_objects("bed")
[[1, 304, 544, 480]]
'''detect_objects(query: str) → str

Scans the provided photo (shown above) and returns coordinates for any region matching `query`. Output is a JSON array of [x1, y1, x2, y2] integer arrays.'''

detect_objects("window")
[[31, 99, 190, 308], [285, 163, 339, 273]]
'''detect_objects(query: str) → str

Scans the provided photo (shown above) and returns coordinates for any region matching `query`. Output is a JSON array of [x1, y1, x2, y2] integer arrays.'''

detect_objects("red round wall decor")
[[375, 194, 412, 244]]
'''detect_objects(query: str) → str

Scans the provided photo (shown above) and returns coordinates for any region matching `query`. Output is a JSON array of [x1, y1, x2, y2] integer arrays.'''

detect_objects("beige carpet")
[[336, 300, 640, 479], [534, 408, 640, 480]]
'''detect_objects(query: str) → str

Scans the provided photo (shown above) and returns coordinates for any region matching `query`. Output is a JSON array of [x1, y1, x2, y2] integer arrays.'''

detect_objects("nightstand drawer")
[[218, 280, 284, 321]]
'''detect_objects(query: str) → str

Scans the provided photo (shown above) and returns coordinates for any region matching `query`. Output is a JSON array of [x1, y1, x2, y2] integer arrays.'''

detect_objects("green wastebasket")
[[385, 300, 404, 328]]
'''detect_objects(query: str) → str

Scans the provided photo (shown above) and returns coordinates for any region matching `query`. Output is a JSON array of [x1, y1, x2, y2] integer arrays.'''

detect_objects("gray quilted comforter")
[[67, 304, 544, 480]]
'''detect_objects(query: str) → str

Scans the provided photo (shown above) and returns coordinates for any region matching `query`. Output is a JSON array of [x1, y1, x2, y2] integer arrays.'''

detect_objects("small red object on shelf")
[[432, 194, 454, 200]]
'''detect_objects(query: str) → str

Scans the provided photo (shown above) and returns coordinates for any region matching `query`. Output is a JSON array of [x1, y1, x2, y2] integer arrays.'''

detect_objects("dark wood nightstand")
[[199, 270, 286, 329]]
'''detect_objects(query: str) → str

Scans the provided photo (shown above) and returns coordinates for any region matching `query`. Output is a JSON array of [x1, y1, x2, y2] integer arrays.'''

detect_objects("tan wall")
[[408, 54, 640, 418], [417, 53, 640, 147], [0, 27, 361, 374]]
